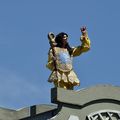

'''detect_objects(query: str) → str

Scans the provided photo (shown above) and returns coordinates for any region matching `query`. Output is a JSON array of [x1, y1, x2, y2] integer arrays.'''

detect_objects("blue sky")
[[0, 0, 120, 109]]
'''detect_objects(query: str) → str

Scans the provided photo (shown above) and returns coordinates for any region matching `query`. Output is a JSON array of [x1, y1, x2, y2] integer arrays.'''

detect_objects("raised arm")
[[72, 27, 91, 57]]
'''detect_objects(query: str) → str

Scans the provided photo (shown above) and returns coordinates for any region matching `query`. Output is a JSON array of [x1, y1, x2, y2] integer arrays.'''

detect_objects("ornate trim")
[[87, 110, 120, 120]]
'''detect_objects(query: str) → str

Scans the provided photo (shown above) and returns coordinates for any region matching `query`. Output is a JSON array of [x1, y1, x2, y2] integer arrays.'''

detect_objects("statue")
[[46, 27, 91, 90]]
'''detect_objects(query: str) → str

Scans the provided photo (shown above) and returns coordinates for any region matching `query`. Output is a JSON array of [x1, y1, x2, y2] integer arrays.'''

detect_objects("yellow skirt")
[[48, 69, 80, 87]]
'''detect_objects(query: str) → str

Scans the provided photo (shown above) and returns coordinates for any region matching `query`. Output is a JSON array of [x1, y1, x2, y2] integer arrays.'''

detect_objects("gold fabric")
[[46, 35, 90, 89], [48, 69, 80, 85]]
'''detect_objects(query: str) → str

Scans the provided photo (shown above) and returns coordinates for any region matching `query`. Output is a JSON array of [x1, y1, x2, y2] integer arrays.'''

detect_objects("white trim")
[[87, 110, 120, 120]]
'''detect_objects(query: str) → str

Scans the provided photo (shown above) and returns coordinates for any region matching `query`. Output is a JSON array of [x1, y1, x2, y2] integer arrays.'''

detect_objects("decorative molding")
[[87, 110, 120, 120]]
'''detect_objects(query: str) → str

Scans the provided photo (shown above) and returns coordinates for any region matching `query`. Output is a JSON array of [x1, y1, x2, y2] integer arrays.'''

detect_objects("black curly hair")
[[55, 32, 73, 55]]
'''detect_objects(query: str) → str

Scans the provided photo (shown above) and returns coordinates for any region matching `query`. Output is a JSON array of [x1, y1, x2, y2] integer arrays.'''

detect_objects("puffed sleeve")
[[71, 35, 91, 57], [46, 49, 54, 71]]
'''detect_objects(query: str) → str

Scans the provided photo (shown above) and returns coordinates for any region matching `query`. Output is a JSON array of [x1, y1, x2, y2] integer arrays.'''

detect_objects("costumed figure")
[[46, 27, 91, 90]]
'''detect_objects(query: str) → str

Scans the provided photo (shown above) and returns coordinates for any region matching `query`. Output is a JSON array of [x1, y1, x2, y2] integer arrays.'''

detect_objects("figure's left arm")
[[71, 27, 91, 57]]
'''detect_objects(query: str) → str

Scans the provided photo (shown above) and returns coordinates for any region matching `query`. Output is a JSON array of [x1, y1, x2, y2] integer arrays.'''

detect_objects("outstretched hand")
[[80, 26, 87, 36]]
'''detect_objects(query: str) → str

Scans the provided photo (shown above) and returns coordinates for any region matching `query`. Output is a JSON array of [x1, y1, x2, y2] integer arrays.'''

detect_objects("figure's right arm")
[[46, 49, 54, 71]]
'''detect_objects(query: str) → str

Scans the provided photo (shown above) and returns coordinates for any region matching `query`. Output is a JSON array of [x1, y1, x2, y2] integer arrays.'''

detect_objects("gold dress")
[[46, 35, 91, 89]]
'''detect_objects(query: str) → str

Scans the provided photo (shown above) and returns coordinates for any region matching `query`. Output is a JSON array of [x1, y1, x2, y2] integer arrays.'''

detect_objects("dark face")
[[55, 32, 69, 48], [61, 35, 68, 46]]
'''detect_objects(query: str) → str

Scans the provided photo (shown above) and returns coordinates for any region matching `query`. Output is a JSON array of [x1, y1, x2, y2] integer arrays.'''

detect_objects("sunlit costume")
[[46, 27, 91, 89]]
